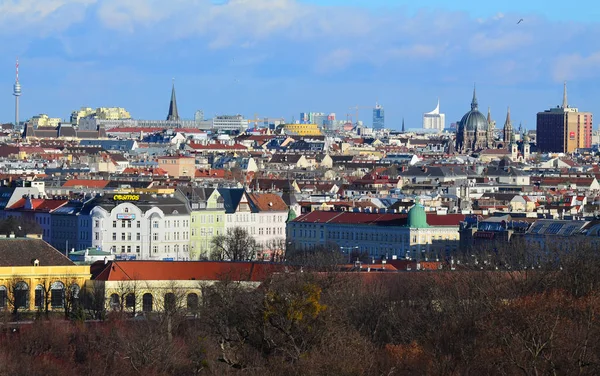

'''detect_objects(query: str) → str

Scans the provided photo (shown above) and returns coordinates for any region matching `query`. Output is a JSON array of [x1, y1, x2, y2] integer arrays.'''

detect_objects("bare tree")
[[210, 227, 259, 261], [80, 280, 106, 320], [5, 276, 28, 319]]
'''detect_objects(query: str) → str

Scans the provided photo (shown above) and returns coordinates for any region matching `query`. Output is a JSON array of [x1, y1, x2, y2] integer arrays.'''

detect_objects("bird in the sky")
[[517, 18, 524, 24]]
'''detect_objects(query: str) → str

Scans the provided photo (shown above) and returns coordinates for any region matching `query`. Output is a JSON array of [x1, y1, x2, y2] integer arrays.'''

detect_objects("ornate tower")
[[13, 58, 21, 127], [486, 107, 495, 148], [166, 79, 180, 121], [503, 107, 513, 145]]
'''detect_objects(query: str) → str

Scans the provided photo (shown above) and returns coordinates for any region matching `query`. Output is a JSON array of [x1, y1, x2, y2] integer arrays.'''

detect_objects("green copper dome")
[[407, 201, 429, 229]]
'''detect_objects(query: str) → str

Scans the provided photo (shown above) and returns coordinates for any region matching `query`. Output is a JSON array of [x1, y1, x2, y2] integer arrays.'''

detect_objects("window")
[[187, 293, 199, 312], [127, 221, 132, 228], [0, 286, 6, 309], [51, 281, 65, 308], [113, 221, 117, 228], [121, 233, 126, 241], [121, 246, 126, 253], [153, 233, 158, 241], [112, 233, 117, 241], [121, 221, 126, 228], [164, 293, 176, 313], [95, 220, 99, 228], [124, 208, 129, 213], [153, 221, 159, 228], [95, 232, 100, 241], [110, 294, 120, 311], [127, 245, 131, 253], [136, 221, 140, 228], [136, 233, 141, 241], [125, 293, 135, 309], [153, 245, 158, 253], [136, 245, 140, 253], [35, 285, 44, 308]]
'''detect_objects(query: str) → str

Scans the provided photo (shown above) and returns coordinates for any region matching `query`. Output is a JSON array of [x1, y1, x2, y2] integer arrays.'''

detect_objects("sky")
[[1, 0, 600, 130]]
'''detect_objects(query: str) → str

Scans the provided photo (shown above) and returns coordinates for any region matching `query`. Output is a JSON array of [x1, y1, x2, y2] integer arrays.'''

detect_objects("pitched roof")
[[62, 179, 110, 188], [93, 261, 284, 281], [292, 211, 465, 227], [0, 238, 75, 266], [247, 193, 288, 212]]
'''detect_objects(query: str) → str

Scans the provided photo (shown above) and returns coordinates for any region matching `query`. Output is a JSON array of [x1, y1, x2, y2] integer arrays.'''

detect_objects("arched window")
[[109, 293, 120, 311], [142, 293, 153, 312], [125, 293, 136, 309], [15, 281, 29, 309], [51, 281, 65, 308], [35, 284, 44, 308], [187, 293, 199, 312], [0, 286, 7, 309], [164, 293, 176, 312]]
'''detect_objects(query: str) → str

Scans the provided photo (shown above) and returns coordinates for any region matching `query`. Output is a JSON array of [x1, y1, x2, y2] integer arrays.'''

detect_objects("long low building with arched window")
[[0, 237, 91, 313], [89, 260, 286, 314]]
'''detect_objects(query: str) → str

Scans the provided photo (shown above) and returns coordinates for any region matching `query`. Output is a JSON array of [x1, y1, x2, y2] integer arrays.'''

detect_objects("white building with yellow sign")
[[81, 192, 192, 261]]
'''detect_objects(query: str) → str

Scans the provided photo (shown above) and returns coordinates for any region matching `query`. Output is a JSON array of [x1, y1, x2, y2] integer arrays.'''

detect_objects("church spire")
[[471, 84, 478, 111], [504, 106, 512, 127], [503, 107, 513, 143], [401, 118, 405, 132], [167, 79, 180, 121], [562, 81, 568, 109], [487, 107, 492, 124]]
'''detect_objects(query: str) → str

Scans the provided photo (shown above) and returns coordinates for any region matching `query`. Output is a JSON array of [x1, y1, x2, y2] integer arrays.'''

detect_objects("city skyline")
[[1, 0, 600, 129]]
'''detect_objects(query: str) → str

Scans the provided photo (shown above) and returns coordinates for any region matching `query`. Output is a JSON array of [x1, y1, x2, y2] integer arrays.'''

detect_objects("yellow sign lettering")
[[113, 194, 140, 201]]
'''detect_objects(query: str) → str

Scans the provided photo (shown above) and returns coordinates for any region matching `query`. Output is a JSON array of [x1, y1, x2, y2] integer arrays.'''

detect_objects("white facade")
[[423, 100, 446, 132], [89, 202, 191, 261], [212, 115, 249, 132], [224, 193, 287, 251]]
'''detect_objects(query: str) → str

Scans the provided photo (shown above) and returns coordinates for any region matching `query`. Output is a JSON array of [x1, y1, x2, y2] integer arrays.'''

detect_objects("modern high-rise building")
[[536, 82, 593, 153], [423, 99, 445, 131], [373, 103, 385, 130]]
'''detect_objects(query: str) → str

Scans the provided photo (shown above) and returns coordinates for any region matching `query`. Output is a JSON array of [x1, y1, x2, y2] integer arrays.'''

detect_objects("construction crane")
[[349, 105, 372, 126], [247, 113, 262, 129]]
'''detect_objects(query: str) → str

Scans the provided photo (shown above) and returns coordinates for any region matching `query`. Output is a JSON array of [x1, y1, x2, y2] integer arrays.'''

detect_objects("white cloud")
[[553, 52, 600, 81], [0, 0, 94, 33]]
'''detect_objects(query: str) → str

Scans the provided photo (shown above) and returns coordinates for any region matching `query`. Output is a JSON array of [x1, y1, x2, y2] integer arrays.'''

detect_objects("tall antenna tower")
[[13, 58, 21, 127]]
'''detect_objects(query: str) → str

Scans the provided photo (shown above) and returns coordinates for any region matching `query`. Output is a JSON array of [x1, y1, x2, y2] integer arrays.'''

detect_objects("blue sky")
[[1, 0, 600, 130]]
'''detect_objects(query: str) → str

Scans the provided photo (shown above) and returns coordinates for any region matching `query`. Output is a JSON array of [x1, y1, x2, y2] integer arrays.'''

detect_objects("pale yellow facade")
[[0, 265, 91, 312], [283, 123, 322, 136], [30, 114, 61, 128], [96, 279, 259, 313], [71, 107, 131, 125]]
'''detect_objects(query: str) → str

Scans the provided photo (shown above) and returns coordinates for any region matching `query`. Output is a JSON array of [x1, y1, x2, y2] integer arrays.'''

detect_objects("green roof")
[[407, 203, 429, 229]]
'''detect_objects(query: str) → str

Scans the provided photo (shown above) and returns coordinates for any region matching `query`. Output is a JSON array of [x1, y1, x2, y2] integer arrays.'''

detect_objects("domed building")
[[407, 200, 429, 229], [456, 87, 495, 152]]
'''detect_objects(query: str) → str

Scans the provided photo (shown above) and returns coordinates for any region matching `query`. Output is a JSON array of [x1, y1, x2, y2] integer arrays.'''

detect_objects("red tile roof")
[[292, 211, 464, 227], [247, 193, 288, 212], [63, 179, 110, 188], [188, 142, 247, 151], [94, 261, 286, 282]]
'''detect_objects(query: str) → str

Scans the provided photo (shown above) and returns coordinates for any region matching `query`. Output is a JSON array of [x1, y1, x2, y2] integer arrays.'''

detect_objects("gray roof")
[[0, 238, 75, 266], [82, 192, 190, 215]]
